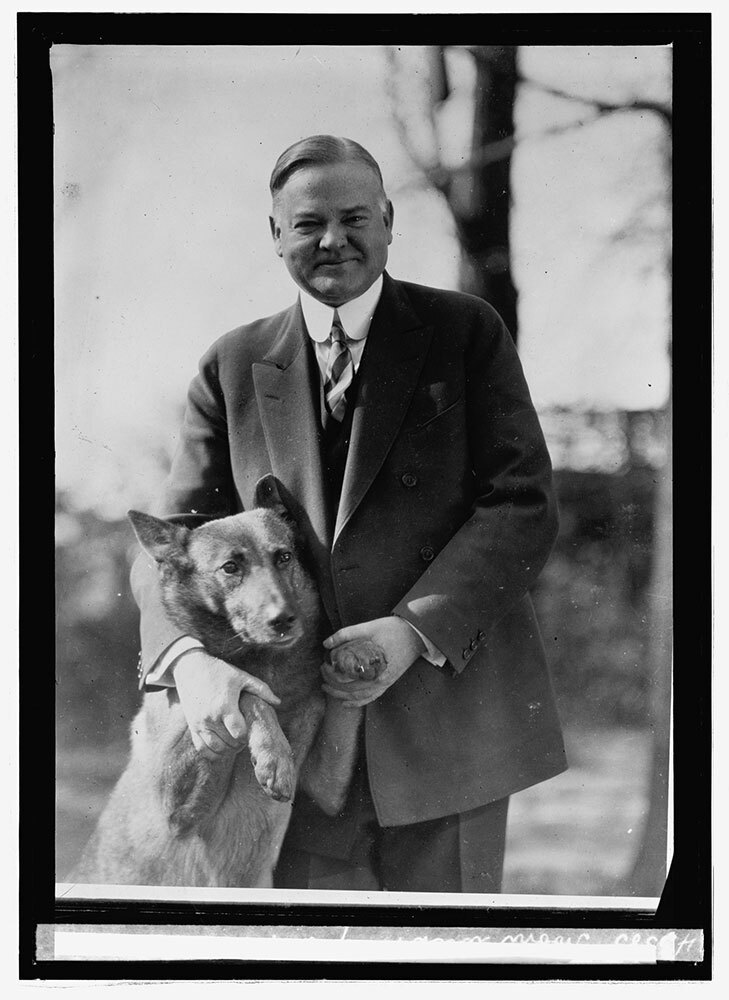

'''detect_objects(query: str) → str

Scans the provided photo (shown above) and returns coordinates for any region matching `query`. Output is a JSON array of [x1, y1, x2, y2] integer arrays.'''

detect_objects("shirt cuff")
[[397, 617, 447, 668], [145, 636, 205, 688]]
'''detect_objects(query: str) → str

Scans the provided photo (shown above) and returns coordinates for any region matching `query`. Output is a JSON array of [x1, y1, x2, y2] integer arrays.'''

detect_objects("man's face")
[[269, 160, 394, 306]]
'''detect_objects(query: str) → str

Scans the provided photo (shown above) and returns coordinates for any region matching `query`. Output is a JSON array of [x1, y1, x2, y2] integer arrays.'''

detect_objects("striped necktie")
[[323, 312, 354, 422]]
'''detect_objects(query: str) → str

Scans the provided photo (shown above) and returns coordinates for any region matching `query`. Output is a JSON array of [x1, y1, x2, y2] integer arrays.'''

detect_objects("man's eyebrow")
[[291, 205, 372, 222]]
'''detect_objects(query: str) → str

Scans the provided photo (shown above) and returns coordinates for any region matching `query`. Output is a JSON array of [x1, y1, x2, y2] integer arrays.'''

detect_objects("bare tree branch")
[[384, 46, 444, 189], [519, 75, 672, 125], [391, 104, 647, 197]]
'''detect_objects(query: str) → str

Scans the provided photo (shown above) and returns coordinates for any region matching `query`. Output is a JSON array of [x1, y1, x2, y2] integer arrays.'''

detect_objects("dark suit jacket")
[[132, 272, 567, 827]]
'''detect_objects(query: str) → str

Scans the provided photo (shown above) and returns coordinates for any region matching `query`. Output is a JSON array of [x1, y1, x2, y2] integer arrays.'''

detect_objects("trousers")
[[274, 748, 510, 893]]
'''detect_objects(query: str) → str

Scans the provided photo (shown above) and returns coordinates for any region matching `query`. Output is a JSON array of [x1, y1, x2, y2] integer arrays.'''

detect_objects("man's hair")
[[269, 135, 386, 201]]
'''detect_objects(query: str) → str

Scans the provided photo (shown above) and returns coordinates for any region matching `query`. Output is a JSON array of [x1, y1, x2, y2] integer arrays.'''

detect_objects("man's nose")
[[319, 223, 348, 250]]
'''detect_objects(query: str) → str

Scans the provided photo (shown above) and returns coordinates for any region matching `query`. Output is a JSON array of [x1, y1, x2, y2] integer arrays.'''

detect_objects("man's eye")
[[276, 551, 293, 566], [221, 561, 239, 575]]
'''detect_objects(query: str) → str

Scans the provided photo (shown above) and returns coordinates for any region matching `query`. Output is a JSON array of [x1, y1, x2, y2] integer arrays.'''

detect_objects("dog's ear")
[[128, 510, 190, 565], [253, 474, 286, 513], [252, 475, 307, 554]]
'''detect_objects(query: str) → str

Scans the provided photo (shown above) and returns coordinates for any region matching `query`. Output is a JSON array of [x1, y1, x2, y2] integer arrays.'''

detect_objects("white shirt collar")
[[299, 274, 384, 343]]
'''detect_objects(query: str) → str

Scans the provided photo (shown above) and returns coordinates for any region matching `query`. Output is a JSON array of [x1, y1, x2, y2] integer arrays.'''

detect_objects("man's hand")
[[321, 616, 426, 708], [172, 650, 281, 760]]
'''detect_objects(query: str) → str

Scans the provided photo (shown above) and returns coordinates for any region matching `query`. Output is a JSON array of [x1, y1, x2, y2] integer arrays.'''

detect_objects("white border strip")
[[39, 926, 705, 965], [50, 929, 660, 963], [56, 883, 659, 910]]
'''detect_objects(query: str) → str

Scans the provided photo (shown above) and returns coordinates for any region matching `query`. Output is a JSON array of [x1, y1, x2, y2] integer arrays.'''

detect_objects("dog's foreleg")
[[283, 692, 326, 769], [239, 693, 296, 802], [298, 638, 387, 817], [298, 700, 365, 817]]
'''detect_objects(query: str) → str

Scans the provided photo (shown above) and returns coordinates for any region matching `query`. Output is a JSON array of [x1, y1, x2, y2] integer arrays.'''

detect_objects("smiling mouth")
[[318, 260, 358, 267]]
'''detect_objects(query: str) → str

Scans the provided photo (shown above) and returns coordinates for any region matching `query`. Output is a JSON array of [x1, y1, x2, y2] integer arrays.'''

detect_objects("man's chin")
[[307, 273, 370, 306]]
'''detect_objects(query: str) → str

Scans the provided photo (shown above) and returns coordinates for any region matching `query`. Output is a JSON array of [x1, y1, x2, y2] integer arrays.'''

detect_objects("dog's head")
[[129, 480, 316, 655]]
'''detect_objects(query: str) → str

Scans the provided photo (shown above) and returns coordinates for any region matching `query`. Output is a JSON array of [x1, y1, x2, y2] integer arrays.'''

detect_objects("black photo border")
[[19, 9, 712, 982]]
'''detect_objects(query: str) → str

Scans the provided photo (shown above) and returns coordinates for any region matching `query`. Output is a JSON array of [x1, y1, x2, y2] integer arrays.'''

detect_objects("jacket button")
[[420, 545, 435, 562], [401, 472, 418, 488], [462, 648, 470, 660], [470, 638, 477, 650], [477, 629, 485, 641]]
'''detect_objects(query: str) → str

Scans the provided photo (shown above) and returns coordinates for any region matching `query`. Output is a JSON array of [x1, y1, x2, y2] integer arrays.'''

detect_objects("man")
[[133, 135, 567, 893]]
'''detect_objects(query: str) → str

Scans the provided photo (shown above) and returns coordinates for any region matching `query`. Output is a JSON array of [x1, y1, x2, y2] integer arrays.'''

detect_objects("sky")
[[51, 43, 672, 514]]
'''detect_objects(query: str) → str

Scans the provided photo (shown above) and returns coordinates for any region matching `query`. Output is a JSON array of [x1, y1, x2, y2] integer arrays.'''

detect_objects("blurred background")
[[54, 43, 672, 897]]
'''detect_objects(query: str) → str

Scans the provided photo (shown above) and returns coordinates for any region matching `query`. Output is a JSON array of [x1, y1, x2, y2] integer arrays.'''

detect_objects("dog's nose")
[[269, 612, 296, 635]]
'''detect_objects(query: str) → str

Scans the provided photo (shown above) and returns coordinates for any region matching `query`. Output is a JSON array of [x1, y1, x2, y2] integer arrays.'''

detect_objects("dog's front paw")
[[330, 639, 387, 681], [251, 744, 296, 802]]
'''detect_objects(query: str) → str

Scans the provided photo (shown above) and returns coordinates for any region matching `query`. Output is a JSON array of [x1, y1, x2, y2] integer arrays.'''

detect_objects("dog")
[[70, 475, 385, 888]]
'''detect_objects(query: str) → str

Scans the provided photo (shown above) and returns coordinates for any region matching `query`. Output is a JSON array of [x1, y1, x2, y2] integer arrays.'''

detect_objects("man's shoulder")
[[201, 301, 299, 364], [389, 275, 504, 325]]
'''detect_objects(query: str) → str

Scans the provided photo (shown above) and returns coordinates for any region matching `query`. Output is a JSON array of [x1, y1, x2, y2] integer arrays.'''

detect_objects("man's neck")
[[299, 274, 384, 343]]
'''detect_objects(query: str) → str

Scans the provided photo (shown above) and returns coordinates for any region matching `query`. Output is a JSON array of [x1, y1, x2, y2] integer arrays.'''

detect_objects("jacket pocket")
[[407, 394, 465, 435]]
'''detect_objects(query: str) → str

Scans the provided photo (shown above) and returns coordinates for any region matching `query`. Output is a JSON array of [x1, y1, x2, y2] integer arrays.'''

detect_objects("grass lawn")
[[56, 725, 653, 897], [502, 726, 652, 896]]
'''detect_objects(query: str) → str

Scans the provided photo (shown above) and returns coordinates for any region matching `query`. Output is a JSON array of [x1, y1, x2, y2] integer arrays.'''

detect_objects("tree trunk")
[[448, 46, 519, 340], [623, 395, 673, 896]]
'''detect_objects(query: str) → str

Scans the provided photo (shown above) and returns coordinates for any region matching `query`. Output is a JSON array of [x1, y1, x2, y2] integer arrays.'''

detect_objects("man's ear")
[[128, 511, 190, 565], [269, 214, 283, 258], [384, 199, 394, 245]]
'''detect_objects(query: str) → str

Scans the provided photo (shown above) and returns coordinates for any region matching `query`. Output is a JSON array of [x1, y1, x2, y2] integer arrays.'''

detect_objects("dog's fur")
[[70, 476, 385, 888]]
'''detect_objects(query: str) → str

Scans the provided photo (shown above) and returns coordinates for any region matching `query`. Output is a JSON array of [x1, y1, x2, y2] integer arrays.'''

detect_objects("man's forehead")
[[289, 199, 374, 219], [277, 161, 384, 202]]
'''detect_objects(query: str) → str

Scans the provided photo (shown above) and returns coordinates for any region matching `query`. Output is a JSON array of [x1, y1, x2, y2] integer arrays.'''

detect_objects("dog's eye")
[[276, 551, 293, 566], [221, 561, 239, 575]]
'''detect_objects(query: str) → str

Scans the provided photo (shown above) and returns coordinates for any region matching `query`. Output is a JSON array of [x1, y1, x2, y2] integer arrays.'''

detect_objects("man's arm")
[[144, 636, 207, 688], [403, 621, 446, 667], [133, 342, 280, 755], [131, 552, 198, 686], [323, 302, 557, 703], [135, 339, 238, 684], [392, 304, 558, 670]]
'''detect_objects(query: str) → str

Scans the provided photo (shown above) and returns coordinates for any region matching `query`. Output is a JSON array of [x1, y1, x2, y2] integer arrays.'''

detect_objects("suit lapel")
[[334, 275, 433, 542], [251, 303, 339, 625]]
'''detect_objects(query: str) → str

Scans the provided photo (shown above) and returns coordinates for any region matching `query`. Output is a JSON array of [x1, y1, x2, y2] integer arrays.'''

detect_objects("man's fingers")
[[320, 661, 355, 685], [322, 679, 371, 697], [190, 730, 220, 760], [240, 675, 281, 706], [203, 719, 240, 749], [323, 682, 378, 703], [222, 711, 248, 744], [322, 687, 374, 709], [321, 666, 382, 698], [322, 683, 354, 701], [323, 625, 365, 650], [196, 728, 235, 755]]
